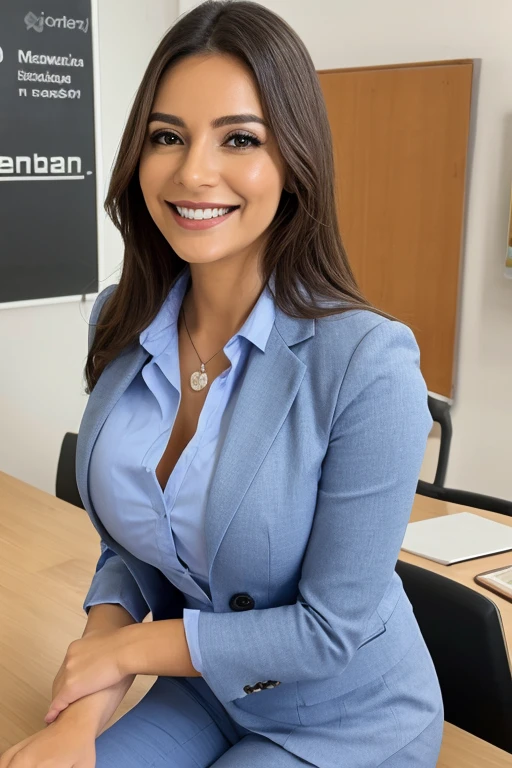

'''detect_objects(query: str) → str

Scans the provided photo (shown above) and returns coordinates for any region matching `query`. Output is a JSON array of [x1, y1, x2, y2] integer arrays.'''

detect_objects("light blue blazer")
[[76, 280, 440, 757]]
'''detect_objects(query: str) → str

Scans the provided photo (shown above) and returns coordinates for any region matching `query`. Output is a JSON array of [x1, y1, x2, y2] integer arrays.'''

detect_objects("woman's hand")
[[44, 627, 129, 724], [0, 716, 96, 768]]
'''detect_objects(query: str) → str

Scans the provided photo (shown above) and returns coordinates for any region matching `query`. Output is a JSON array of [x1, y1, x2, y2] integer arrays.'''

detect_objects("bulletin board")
[[318, 60, 474, 399]]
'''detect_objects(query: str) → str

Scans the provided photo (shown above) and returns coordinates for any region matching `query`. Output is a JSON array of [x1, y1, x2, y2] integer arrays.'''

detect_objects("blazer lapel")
[[204, 306, 315, 581]]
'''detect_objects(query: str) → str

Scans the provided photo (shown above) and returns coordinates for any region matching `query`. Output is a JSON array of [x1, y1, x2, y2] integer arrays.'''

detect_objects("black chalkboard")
[[0, 0, 97, 303]]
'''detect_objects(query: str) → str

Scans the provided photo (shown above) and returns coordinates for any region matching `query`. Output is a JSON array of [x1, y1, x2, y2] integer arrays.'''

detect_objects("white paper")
[[400, 511, 512, 565]]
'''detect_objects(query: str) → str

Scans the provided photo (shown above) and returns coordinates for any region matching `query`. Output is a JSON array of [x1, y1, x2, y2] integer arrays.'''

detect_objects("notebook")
[[400, 511, 512, 565]]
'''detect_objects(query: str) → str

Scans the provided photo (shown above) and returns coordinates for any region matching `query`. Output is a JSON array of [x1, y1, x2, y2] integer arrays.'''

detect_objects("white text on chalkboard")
[[19, 50, 84, 67], [18, 71, 72, 84], [0, 155, 82, 175], [31, 89, 81, 98], [24, 12, 89, 34]]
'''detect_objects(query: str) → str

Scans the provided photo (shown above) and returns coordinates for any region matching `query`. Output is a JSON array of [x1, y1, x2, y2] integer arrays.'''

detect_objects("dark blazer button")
[[229, 593, 255, 611]]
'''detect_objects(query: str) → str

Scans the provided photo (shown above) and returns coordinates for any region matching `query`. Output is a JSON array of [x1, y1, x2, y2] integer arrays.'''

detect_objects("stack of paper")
[[400, 512, 512, 565]]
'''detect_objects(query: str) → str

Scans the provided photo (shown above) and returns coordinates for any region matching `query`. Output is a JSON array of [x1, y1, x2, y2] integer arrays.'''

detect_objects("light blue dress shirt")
[[85, 265, 276, 673]]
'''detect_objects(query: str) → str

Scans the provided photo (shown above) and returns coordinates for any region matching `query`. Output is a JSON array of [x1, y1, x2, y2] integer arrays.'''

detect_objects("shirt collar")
[[139, 263, 276, 358]]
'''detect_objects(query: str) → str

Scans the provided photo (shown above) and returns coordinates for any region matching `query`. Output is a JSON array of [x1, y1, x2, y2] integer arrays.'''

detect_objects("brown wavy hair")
[[85, 0, 397, 395]]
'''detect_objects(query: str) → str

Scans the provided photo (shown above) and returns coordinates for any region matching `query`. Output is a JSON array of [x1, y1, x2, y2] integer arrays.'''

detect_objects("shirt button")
[[146, 467, 151, 472]]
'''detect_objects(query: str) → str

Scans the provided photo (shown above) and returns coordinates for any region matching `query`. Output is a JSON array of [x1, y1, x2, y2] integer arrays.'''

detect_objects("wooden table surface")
[[0, 470, 511, 765]]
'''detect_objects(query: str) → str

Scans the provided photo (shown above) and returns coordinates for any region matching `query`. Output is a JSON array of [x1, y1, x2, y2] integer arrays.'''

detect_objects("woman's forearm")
[[46, 603, 139, 734], [118, 619, 202, 678], [56, 674, 137, 737], [81, 603, 138, 637]]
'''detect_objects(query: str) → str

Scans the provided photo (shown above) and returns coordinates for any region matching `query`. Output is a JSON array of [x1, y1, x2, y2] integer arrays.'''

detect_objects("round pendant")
[[190, 369, 208, 391]]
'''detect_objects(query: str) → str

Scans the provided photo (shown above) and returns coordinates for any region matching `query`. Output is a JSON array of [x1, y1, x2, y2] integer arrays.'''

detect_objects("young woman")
[[1, 1, 443, 766]]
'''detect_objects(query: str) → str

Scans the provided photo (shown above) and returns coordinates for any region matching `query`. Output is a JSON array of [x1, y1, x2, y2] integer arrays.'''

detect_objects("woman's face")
[[138, 53, 287, 267]]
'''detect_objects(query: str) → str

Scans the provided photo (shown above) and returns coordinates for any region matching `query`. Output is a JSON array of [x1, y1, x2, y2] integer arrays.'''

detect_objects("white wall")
[[0, 1, 179, 494], [1, 0, 511, 502]]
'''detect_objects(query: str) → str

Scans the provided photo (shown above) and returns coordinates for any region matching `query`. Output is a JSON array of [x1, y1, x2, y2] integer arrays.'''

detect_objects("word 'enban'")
[[0, 155, 82, 174]]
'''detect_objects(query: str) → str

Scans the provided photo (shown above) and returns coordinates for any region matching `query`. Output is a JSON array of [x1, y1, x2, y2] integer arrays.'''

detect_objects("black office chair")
[[56, 432, 85, 510], [395, 559, 512, 754], [419, 396, 512, 517], [416, 479, 512, 518], [427, 395, 452, 488]]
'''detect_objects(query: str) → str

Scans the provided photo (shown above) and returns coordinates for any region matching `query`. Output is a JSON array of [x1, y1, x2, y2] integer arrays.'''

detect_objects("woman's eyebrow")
[[148, 112, 268, 129]]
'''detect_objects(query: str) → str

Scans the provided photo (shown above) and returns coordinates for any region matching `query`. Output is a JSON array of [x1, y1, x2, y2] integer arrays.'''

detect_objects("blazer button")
[[229, 593, 255, 611]]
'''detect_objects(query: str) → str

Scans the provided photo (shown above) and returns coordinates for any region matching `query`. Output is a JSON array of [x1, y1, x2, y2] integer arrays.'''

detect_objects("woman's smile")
[[166, 201, 241, 231]]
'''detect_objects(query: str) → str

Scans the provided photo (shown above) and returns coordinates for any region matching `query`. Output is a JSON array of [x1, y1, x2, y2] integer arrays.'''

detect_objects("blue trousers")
[[95, 634, 444, 767]]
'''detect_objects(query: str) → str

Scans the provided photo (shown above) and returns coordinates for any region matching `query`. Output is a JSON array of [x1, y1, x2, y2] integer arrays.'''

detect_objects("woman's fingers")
[[0, 731, 40, 767]]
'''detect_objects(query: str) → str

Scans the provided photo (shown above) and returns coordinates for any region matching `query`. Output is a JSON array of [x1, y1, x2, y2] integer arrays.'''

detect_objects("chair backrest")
[[416, 479, 512, 518], [427, 395, 452, 487], [395, 559, 512, 754], [55, 432, 85, 510]]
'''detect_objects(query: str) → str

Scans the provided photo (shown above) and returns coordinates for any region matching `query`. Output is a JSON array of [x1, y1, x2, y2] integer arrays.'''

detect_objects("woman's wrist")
[[54, 692, 105, 733], [54, 677, 136, 736]]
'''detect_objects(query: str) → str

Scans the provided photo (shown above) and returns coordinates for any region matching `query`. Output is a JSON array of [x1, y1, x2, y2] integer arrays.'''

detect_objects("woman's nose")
[[173, 142, 219, 188]]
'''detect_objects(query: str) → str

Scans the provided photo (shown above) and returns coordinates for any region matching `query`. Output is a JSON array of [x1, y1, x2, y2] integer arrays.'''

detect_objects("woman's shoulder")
[[91, 283, 117, 321], [87, 283, 118, 351], [310, 309, 423, 398], [314, 307, 417, 355], [89, 283, 117, 327]]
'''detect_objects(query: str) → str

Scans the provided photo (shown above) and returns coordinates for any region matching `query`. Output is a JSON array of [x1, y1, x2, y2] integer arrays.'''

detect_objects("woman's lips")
[[166, 202, 240, 230]]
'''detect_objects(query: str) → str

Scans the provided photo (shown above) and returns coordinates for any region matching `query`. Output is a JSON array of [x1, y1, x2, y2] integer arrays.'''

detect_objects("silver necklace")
[[180, 304, 225, 391]]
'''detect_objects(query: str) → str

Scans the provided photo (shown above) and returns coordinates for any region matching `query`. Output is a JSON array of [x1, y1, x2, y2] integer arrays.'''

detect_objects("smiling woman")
[[84, 0, 400, 395], [16, 1, 442, 767]]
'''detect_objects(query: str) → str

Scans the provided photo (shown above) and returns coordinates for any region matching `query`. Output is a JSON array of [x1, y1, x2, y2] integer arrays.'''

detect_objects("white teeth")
[[175, 205, 233, 220]]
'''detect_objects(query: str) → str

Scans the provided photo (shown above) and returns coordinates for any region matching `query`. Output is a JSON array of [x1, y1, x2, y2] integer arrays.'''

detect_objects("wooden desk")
[[0, 471, 511, 766]]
